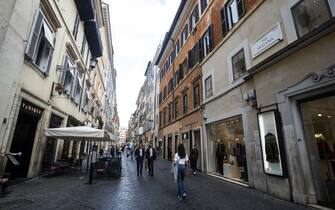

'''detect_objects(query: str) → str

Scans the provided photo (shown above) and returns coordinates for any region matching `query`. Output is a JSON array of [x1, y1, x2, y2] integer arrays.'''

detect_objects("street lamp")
[[78, 57, 98, 112]]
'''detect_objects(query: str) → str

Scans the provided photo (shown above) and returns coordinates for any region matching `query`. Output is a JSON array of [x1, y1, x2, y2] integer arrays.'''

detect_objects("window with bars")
[[232, 49, 246, 80]]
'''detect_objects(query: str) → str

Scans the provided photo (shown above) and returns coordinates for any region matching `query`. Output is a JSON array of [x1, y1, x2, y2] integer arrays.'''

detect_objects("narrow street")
[[0, 154, 311, 210]]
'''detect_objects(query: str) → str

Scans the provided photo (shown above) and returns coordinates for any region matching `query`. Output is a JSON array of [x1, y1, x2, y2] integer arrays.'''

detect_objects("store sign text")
[[251, 23, 283, 59]]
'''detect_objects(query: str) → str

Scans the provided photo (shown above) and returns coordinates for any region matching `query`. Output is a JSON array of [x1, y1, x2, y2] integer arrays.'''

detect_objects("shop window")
[[193, 81, 200, 108], [258, 110, 285, 177], [183, 93, 188, 114], [207, 115, 248, 182], [300, 95, 335, 203], [189, 4, 200, 32], [205, 75, 213, 98], [292, 0, 332, 37], [232, 49, 246, 80], [25, 10, 55, 74]]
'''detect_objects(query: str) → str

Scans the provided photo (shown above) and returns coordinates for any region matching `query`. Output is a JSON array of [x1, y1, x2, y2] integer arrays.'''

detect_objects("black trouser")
[[217, 158, 223, 175], [136, 158, 144, 175], [190, 159, 197, 172], [147, 158, 154, 176]]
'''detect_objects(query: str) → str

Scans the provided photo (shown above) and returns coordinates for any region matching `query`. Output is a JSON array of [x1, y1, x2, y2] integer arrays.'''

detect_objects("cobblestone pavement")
[[0, 154, 312, 210]]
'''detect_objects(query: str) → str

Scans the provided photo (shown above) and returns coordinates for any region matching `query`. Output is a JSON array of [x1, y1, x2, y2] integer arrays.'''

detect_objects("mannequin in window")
[[216, 140, 226, 175], [265, 133, 279, 163]]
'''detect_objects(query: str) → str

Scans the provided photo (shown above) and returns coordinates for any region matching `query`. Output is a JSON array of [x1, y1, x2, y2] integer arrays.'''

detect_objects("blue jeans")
[[177, 165, 185, 196]]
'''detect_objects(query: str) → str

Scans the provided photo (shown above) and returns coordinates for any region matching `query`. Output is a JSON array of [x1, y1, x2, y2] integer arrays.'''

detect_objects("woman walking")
[[174, 143, 189, 200]]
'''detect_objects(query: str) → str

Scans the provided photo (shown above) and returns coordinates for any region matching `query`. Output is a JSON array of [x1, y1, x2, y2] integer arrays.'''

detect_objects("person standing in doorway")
[[135, 144, 145, 176], [190, 145, 199, 175], [174, 143, 189, 200], [146, 143, 156, 176]]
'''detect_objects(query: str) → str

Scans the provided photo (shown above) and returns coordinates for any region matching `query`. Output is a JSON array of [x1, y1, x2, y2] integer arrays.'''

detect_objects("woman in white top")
[[174, 143, 189, 200]]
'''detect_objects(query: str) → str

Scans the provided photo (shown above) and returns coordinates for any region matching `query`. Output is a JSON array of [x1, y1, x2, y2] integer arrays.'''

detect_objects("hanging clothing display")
[[216, 142, 226, 175], [265, 133, 279, 163]]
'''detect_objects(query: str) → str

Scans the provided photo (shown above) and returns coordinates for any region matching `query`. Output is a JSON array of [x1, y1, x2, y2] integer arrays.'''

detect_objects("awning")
[[74, 0, 95, 21], [45, 126, 114, 142], [84, 20, 103, 58]]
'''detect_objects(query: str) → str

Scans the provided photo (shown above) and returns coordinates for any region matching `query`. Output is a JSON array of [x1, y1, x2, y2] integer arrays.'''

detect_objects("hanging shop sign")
[[257, 110, 287, 177], [251, 23, 283, 59], [21, 100, 43, 117]]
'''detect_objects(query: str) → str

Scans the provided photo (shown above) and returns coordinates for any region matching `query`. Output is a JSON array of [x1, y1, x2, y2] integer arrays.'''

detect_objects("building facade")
[[0, 0, 118, 179], [152, 0, 335, 207]]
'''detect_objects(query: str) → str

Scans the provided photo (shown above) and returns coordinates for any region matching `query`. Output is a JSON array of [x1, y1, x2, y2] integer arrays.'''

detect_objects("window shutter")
[[70, 72, 77, 99], [25, 10, 43, 60], [195, 4, 200, 23], [198, 38, 204, 62], [209, 25, 214, 51], [45, 47, 54, 73], [60, 56, 68, 84], [221, 5, 229, 36], [237, 0, 245, 18]]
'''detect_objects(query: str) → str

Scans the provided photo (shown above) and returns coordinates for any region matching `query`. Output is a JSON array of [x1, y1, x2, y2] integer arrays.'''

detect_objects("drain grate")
[[0, 199, 34, 210]]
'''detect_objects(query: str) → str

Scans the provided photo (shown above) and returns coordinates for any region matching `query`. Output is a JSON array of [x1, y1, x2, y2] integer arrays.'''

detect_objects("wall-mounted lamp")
[[89, 58, 98, 70]]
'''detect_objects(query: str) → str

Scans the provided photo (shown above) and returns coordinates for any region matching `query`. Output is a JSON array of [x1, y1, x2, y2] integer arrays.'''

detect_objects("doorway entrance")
[[194, 130, 202, 171], [300, 94, 335, 206], [6, 108, 41, 179], [168, 135, 172, 161]]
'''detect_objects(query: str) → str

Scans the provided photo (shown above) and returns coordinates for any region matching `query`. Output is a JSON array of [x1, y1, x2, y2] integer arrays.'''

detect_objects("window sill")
[[24, 60, 49, 79], [203, 75, 248, 105]]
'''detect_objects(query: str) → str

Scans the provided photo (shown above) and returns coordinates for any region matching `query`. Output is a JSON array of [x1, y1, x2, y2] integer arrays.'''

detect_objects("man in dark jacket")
[[135, 144, 145, 176], [145, 143, 156, 176], [190, 145, 199, 175]]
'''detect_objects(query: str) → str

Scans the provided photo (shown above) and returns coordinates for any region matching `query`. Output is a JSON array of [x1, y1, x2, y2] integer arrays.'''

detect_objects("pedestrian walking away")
[[190, 145, 199, 175], [135, 144, 145, 176], [174, 143, 189, 200], [146, 143, 156, 176]]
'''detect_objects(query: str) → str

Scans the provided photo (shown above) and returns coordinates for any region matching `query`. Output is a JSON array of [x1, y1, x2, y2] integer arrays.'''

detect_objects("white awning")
[[45, 126, 115, 142]]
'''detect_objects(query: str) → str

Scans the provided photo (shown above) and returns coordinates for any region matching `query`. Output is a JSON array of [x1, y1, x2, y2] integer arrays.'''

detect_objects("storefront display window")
[[301, 95, 335, 204], [207, 115, 248, 182], [257, 110, 285, 176]]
